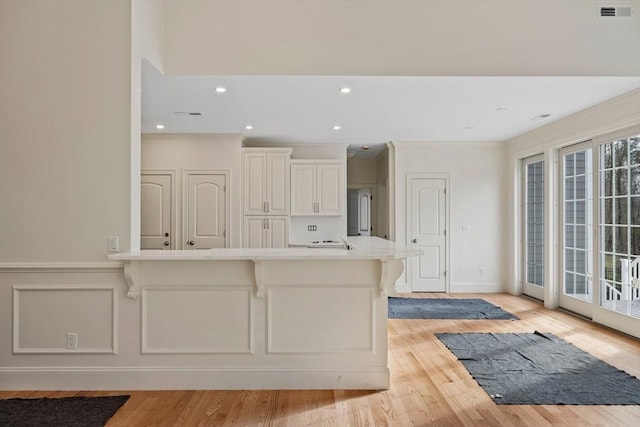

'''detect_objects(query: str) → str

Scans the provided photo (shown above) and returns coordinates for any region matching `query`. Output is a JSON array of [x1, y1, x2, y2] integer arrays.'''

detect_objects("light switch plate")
[[108, 236, 119, 252]]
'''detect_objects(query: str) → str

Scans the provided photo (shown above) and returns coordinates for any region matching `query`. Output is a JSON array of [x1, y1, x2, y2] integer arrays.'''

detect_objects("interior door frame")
[[183, 169, 230, 249], [141, 169, 177, 250], [347, 184, 377, 236], [406, 173, 450, 293], [520, 154, 545, 301]]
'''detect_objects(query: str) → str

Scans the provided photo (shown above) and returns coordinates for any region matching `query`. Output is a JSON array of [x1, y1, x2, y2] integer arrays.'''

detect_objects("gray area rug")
[[388, 297, 518, 320], [0, 395, 129, 427], [436, 331, 640, 405]]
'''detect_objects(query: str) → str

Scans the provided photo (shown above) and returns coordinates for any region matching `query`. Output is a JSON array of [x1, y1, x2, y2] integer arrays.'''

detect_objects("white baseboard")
[[0, 367, 390, 390], [450, 282, 505, 293]]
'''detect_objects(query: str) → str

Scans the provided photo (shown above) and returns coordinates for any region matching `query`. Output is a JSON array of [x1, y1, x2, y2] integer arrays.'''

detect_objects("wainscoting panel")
[[267, 286, 374, 353], [13, 285, 116, 354], [142, 286, 253, 353]]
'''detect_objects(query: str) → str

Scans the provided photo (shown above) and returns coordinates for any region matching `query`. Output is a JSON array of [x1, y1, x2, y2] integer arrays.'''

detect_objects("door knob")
[[188, 240, 195, 246], [164, 232, 169, 237], [412, 238, 417, 243], [164, 241, 169, 246]]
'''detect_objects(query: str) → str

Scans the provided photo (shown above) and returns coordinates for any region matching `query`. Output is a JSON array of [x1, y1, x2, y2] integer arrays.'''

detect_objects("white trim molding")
[[0, 366, 390, 390], [0, 262, 123, 273], [12, 284, 118, 354], [450, 282, 505, 293]]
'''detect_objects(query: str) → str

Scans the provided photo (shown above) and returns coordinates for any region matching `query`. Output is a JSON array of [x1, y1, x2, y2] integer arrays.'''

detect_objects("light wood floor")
[[2, 293, 640, 426]]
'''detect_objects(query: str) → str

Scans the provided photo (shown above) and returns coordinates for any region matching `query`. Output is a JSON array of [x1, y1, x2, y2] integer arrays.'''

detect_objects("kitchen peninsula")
[[107, 237, 420, 390]]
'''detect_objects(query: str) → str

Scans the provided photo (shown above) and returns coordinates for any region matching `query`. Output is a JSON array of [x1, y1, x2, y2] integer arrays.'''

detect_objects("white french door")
[[522, 155, 545, 300], [596, 134, 640, 331], [559, 143, 594, 318]]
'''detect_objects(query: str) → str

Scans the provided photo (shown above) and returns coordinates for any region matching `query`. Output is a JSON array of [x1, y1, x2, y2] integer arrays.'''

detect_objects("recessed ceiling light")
[[496, 107, 507, 112], [333, 125, 341, 131], [245, 125, 253, 130], [215, 87, 226, 93], [340, 87, 351, 94], [361, 146, 370, 151], [156, 124, 165, 130], [465, 126, 475, 130]]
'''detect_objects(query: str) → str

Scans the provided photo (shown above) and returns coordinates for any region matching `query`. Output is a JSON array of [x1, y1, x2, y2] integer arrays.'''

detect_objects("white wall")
[[347, 159, 377, 185], [131, 0, 165, 251], [394, 142, 508, 292], [0, 0, 136, 385], [142, 134, 243, 248], [164, 0, 640, 76], [0, 0, 132, 262]]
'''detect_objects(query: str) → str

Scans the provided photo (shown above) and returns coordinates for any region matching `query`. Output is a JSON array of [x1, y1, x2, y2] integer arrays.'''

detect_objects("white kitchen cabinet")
[[243, 148, 292, 216], [291, 160, 344, 216], [243, 216, 289, 248]]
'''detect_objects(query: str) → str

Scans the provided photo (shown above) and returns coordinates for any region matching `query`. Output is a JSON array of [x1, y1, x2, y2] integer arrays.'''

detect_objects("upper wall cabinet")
[[243, 148, 292, 216], [291, 160, 344, 216]]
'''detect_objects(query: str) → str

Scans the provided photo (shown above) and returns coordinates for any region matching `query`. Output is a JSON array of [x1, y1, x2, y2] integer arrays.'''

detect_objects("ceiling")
[[141, 61, 640, 159]]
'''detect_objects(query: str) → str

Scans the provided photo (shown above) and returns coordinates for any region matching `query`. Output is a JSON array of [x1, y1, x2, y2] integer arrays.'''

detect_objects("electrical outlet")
[[66, 333, 78, 349], [108, 236, 119, 252], [307, 225, 317, 232]]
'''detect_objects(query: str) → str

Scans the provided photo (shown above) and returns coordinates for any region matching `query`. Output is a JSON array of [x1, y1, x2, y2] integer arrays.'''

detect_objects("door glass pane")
[[563, 148, 593, 302], [599, 134, 640, 319], [524, 158, 545, 287]]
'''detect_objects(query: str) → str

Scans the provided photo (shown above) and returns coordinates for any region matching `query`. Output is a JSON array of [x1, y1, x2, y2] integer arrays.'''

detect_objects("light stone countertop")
[[108, 236, 421, 261]]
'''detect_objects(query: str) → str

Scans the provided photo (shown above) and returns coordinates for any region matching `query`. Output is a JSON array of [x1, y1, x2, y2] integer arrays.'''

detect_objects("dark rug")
[[388, 297, 518, 320], [436, 331, 640, 405], [0, 395, 129, 427]]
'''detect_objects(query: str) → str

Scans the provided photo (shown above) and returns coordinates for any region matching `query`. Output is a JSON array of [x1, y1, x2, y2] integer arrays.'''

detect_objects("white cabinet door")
[[291, 161, 344, 216], [244, 217, 267, 248], [141, 174, 172, 249], [186, 173, 226, 249], [268, 216, 289, 249], [244, 150, 291, 215], [266, 153, 289, 215], [291, 163, 316, 215], [243, 152, 267, 215], [243, 216, 289, 248], [316, 163, 343, 215]]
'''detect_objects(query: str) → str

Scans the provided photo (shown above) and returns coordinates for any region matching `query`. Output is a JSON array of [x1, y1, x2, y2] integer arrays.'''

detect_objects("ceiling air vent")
[[173, 112, 203, 116], [600, 5, 633, 18]]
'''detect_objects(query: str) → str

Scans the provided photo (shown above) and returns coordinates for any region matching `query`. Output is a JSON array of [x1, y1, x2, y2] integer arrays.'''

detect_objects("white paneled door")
[[408, 177, 447, 292], [186, 173, 226, 249], [141, 173, 172, 249]]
